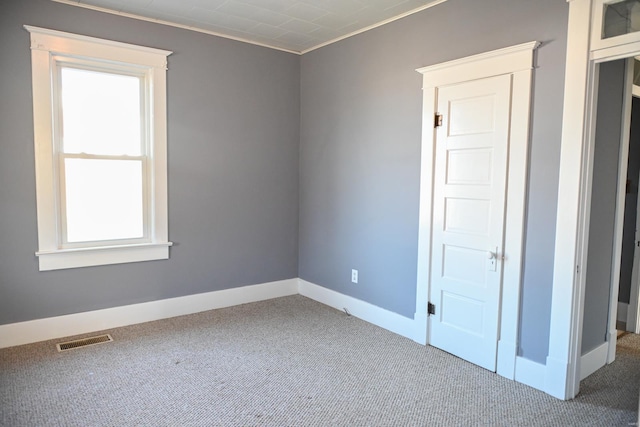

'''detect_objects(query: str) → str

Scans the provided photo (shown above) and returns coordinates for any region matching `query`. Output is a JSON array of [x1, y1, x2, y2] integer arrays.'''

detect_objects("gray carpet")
[[1, 295, 638, 426]]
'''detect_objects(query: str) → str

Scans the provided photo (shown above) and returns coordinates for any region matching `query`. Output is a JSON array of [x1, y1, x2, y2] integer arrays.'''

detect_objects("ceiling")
[[53, 0, 446, 54]]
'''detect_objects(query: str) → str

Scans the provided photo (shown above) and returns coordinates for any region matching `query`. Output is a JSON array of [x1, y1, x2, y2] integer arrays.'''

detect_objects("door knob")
[[487, 251, 496, 260]]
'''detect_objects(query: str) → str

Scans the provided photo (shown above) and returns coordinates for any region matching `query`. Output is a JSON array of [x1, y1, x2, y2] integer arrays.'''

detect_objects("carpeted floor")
[[1, 295, 639, 426]]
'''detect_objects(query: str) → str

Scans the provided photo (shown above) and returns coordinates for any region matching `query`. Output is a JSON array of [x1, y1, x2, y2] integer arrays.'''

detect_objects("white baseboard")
[[0, 278, 298, 349], [618, 302, 629, 323], [298, 279, 418, 342], [580, 341, 608, 380], [0, 276, 576, 400], [515, 356, 546, 391]]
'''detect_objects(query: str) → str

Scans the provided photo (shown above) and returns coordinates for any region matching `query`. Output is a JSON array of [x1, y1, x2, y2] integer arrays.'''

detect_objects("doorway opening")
[[581, 57, 640, 381]]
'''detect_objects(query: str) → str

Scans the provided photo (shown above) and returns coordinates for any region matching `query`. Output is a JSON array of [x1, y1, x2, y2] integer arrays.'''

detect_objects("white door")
[[429, 74, 511, 371]]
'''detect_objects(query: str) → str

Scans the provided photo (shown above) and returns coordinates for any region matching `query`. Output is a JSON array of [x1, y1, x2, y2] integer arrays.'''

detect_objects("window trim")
[[25, 26, 173, 271]]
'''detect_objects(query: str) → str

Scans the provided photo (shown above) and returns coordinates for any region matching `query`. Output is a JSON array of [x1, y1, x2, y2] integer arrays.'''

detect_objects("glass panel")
[[60, 67, 142, 156], [64, 158, 144, 243], [603, 0, 640, 39]]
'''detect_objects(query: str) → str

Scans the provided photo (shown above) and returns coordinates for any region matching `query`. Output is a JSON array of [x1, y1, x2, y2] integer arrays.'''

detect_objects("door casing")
[[415, 41, 539, 380]]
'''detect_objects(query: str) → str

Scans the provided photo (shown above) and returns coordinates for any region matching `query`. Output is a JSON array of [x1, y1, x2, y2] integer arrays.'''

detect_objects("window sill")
[[36, 242, 173, 271]]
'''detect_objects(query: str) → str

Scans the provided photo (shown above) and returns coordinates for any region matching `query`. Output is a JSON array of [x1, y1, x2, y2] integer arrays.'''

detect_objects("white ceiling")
[[54, 0, 446, 54]]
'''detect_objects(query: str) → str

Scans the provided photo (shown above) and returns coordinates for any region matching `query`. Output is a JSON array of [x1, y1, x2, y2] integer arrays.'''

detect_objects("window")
[[25, 26, 173, 271], [602, 0, 640, 39]]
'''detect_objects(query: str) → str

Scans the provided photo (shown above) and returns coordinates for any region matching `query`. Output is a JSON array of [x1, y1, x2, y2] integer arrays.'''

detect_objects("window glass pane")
[[60, 67, 142, 156], [64, 158, 144, 242], [603, 0, 640, 39]]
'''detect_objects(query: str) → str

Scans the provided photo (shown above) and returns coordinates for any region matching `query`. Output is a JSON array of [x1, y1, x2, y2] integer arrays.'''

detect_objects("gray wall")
[[582, 59, 626, 354], [299, 0, 568, 363], [619, 97, 640, 305], [1, 0, 570, 366], [0, 0, 300, 324]]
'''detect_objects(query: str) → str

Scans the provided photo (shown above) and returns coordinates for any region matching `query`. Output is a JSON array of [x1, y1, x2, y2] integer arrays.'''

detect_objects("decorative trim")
[[36, 243, 173, 271], [515, 356, 547, 391], [549, 0, 593, 401], [580, 342, 609, 380], [498, 67, 535, 380], [415, 41, 538, 382], [24, 25, 172, 57], [416, 41, 539, 74], [298, 279, 418, 342], [415, 41, 540, 88], [24, 25, 171, 68], [414, 85, 436, 347], [0, 279, 298, 349]]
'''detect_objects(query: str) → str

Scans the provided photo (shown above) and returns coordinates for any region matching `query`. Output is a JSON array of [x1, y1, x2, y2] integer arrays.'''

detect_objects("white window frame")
[[25, 26, 173, 271]]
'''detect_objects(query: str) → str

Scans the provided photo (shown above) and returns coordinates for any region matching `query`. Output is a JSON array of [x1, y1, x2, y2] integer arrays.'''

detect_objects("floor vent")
[[56, 334, 113, 352]]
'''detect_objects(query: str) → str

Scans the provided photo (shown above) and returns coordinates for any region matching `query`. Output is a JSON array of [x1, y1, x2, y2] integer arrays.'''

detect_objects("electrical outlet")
[[351, 269, 358, 284]]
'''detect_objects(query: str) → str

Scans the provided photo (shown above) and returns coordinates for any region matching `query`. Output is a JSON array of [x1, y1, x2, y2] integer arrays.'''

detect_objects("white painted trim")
[[414, 85, 437, 347], [515, 356, 547, 391], [592, 40, 640, 62], [415, 41, 540, 87], [52, 0, 449, 56], [415, 41, 538, 381], [499, 67, 535, 380], [549, 0, 593, 401], [618, 302, 629, 322], [36, 243, 173, 271], [0, 279, 298, 349], [580, 342, 609, 380], [24, 25, 171, 60], [298, 279, 418, 342]]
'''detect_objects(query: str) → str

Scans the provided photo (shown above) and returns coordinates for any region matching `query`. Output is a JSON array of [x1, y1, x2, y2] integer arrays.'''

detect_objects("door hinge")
[[428, 302, 436, 316], [434, 113, 443, 128]]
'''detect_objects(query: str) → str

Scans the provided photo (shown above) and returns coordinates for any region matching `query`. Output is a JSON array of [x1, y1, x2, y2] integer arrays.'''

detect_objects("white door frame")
[[550, 0, 640, 400], [414, 41, 539, 379], [579, 57, 633, 383]]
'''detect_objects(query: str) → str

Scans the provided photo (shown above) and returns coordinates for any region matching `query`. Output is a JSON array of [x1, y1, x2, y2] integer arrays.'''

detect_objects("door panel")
[[429, 74, 511, 371]]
